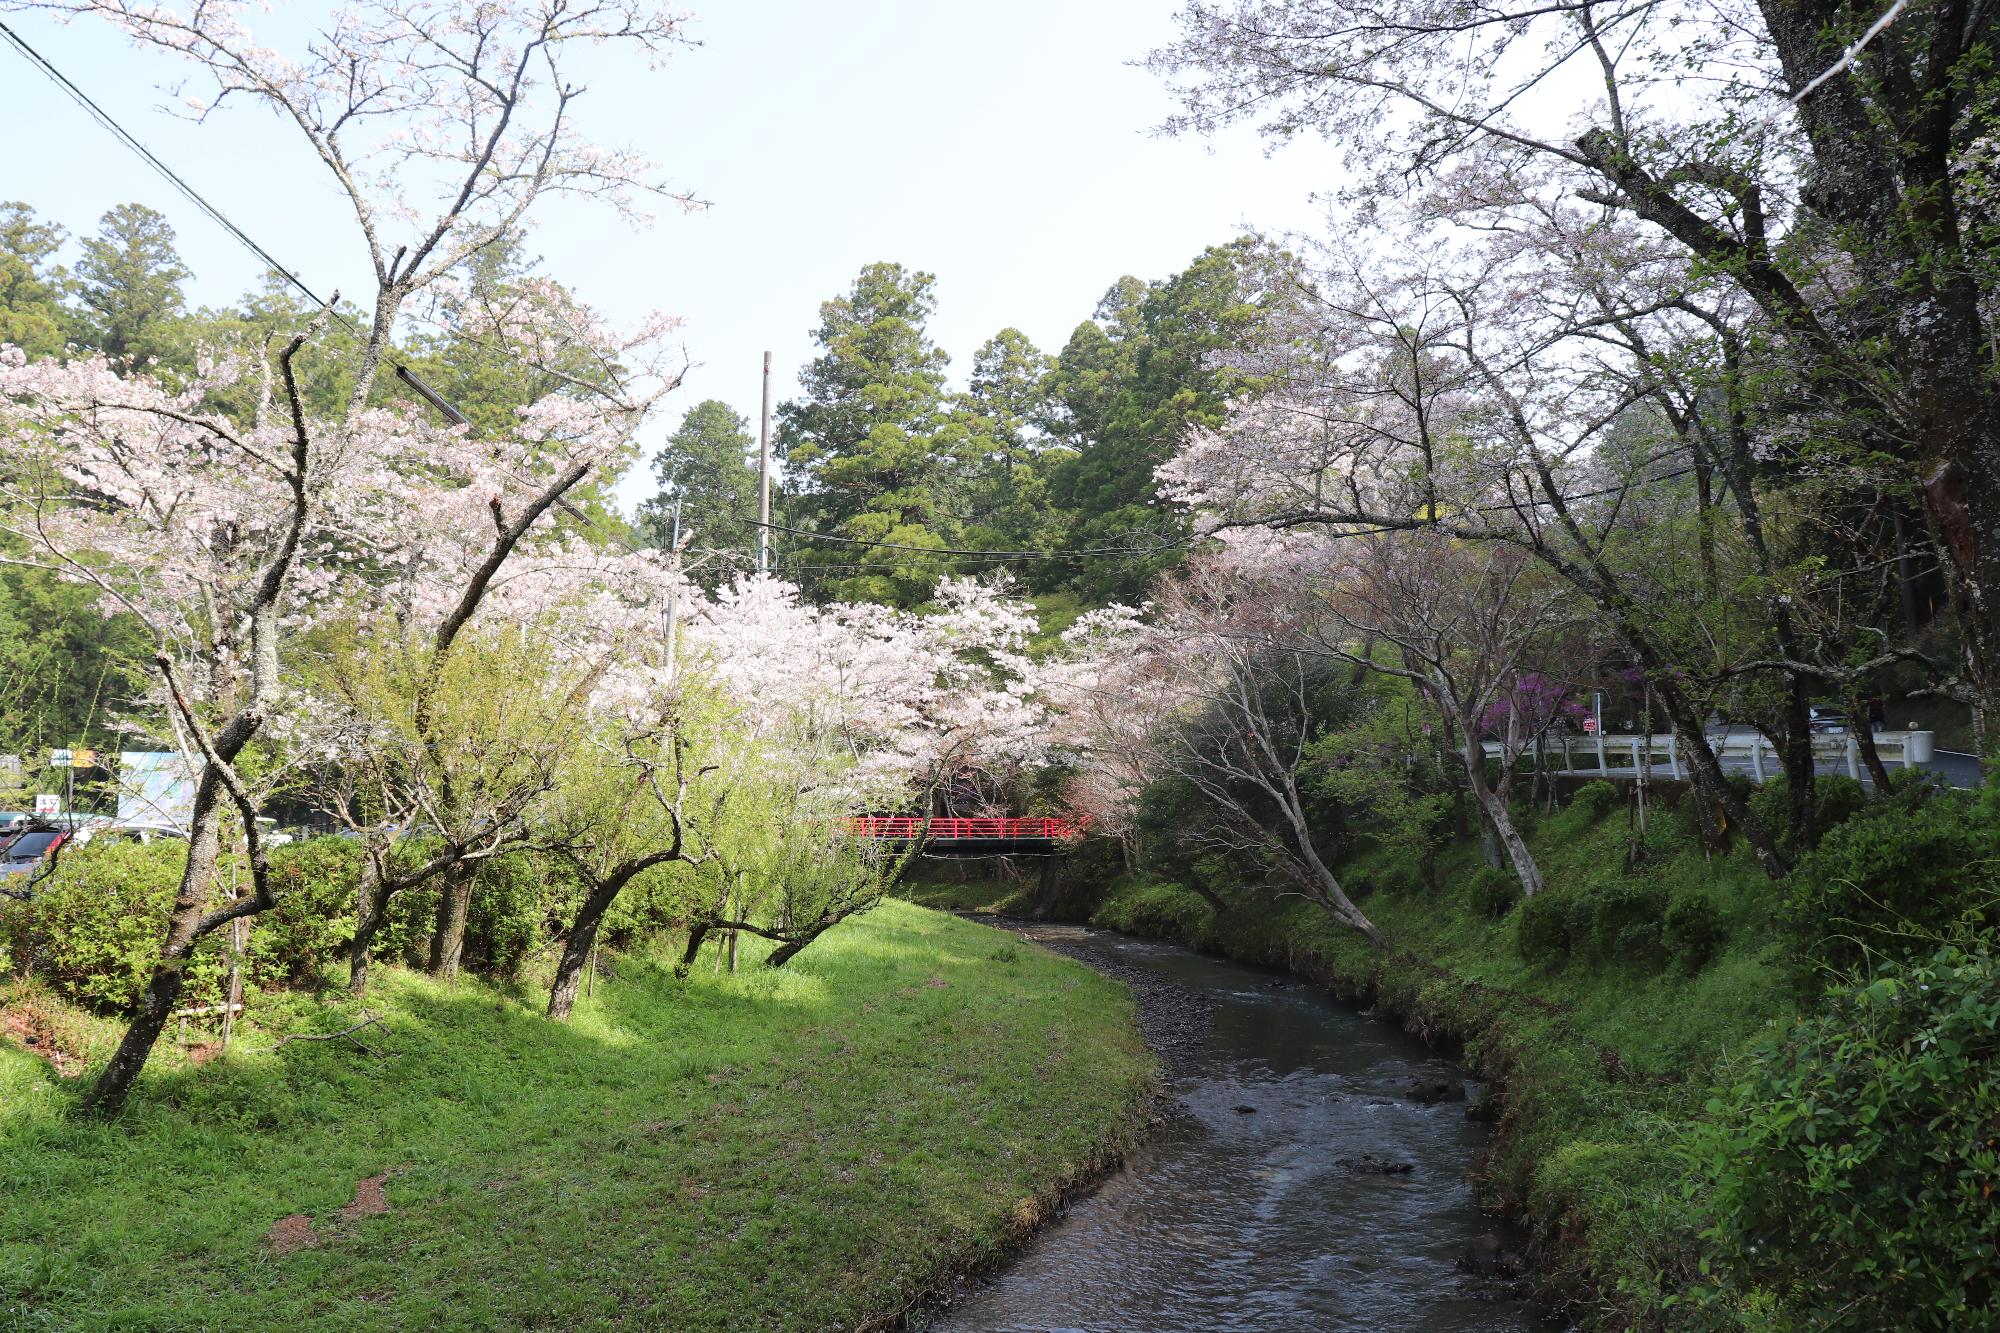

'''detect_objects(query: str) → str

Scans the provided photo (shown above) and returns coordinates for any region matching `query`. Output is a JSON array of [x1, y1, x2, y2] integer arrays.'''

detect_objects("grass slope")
[[0, 900, 1152, 1332]]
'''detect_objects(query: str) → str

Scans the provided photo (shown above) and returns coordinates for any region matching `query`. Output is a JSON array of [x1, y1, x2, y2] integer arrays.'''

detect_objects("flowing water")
[[935, 927, 1536, 1333]]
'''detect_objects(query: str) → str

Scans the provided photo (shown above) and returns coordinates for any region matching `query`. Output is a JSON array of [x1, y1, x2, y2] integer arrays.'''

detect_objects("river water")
[[935, 927, 1536, 1333]]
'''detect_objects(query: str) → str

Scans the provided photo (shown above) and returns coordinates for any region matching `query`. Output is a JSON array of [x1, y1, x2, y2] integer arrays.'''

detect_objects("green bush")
[[1515, 889, 1573, 968], [246, 836, 362, 985], [1466, 867, 1519, 919], [1571, 780, 1619, 821], [1699, 948, 2000, 1329], [0, 841, 227, 1013], [1663, 892, 1727, 974], [1750, 772, 1867, 854], [1578, 881, 1668, 962], [1781, 793, 1999, 976]]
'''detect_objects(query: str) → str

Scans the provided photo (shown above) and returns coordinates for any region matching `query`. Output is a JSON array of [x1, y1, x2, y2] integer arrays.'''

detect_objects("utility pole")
[[665, 493, 683, 682], [757, 350, 773, 574]]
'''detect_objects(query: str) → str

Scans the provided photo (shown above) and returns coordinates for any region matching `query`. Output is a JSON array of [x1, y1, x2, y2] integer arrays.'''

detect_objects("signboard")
[[33, 794, 60, 816], [49, 748, 100, 770], [116, 752, 199, 831], [1582, 717, 1599, 734]]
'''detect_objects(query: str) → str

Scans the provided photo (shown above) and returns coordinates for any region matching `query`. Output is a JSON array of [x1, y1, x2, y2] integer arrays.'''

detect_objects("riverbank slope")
[[0, 900, 1152, 1331], [907, 796, 1795, 1328]]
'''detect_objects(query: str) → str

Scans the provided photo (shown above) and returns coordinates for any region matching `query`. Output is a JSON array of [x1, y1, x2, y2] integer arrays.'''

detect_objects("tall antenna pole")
[[757, 351, 773, 574]]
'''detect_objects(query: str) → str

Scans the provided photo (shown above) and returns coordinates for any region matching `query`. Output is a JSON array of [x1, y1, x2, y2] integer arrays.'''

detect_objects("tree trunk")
[[1461, 733, 1543, 896], [80, 774, 230, 1116], [549, 881, 620, 1021], [1850, 689, 1895, 792], [765, 936, 810, 969], [675, 921, 711, 979], [1657, 683, 1789, 878], [349, 855, 384, 997], [428, 865, 475, 981], [1778, 678, 1818, 852]]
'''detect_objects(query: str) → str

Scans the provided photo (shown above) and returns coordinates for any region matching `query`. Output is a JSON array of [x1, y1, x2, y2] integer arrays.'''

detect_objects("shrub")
[[1571, 780, 1619, 821], [0, 841, 227, 1013], [1611, 919, 1663, 966], [247, 836, 363, 986], [1699, 948, 2000, 1329], [1515, 889, 1573, 968], [1578, 880, 1667, 962], [1663, 892, 1727, 973], [1466, 867, 1519, 919], [1781, 793, 1999, 976], [1749, 772, 1867, 856]]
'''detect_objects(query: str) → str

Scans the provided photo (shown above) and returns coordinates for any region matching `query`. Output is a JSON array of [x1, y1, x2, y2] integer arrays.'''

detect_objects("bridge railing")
[[1481, 730, 1938, 783], [841, 815, 1090, 841]]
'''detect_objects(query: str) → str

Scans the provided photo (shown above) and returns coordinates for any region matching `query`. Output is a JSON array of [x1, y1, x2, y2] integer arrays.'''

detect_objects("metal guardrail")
[[1482, 730, 1939, 782]]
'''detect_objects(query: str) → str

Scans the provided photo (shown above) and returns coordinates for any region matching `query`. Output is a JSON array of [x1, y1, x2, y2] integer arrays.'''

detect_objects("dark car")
[[0, 826, 69, 877], [1807, 706, 1850, 734]]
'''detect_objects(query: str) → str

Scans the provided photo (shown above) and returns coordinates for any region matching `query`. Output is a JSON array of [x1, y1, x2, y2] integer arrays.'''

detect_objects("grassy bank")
[[0, 900, 1152, 1331], [912, 799, 1798, 1328]]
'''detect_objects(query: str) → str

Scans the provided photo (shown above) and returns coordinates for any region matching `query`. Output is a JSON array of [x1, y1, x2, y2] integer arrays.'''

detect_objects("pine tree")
[[73, 203, 192, 369]]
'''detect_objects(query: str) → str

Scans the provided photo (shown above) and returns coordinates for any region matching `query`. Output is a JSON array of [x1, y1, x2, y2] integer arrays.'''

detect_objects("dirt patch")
[[264, 1168, 407, 1255], [333, 1169, 400, 1223], [2, 1004, 84, 1078], [183, 1040, 225, 1066], [263, 1214, 319, 1255]]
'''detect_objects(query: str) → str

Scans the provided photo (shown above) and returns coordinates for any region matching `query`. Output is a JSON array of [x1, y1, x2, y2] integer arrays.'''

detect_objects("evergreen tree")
[[1046, 238, 1290, 599], [778, 262, 960, 605], [0, 202, 71, 359], [639, 399, 760, 580], [73, 203, 192, 369], [957, 327, 1069, 563]]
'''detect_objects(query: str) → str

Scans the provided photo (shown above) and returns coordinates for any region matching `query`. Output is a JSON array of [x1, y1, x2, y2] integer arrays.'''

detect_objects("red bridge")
[[842, 815, 1090, 851]]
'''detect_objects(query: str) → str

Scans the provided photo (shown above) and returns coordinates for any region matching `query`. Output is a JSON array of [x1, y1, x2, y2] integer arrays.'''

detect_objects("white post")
[[1595, 729, 1608, 773], [1667, 733, 1682, 780], [1750, 735, 1766, 783], [1561, 733, 1572, 771], [1845, 735, 1861, 781]]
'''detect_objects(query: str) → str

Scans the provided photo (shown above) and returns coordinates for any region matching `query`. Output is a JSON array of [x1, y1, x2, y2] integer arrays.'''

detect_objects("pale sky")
[[0, 1, 1347, 512]]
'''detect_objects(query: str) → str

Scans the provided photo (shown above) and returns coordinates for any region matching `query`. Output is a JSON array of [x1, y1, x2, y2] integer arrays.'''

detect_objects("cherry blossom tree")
[[1050, 555, 1383, 944], [1152, 0, 2000, 715], [1307, 531, 1585, 897], [0, 0, 692, 1113]]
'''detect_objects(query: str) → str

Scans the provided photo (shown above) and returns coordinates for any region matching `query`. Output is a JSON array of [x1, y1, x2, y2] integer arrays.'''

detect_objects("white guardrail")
[[1482, 730, 1937, 782]]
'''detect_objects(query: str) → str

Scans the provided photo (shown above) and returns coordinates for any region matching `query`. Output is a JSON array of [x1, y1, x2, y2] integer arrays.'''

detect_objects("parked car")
[[1808, 706, 1850, 734], [0, 825, 70, 877], [0, 812, 31, 836]]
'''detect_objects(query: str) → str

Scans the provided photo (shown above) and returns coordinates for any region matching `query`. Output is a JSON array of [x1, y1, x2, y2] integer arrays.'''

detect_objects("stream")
[[934, 925, 1536, 1332]]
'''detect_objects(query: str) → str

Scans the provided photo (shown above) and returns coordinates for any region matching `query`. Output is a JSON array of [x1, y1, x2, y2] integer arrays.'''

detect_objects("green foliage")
[[1466, 866, 1519, 919], [637, 399, 760, 578], [1571, 780, 1619, 821], [1700, 948, 2000, 1329], [0, 201, 71, 359], [1515, 889, 1574, 968], [71, 203, 192, 370], [1663, 892, 1728, 974], [0, 841, 225, 1013], [1749, 772, 1867, 855], [1781, 791, 1999, 976], [778, 261, 963, 605], [246, 837, 362, 986]]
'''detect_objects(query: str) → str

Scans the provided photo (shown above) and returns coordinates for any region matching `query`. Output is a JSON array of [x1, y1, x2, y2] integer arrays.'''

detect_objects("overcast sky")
[[0, 1, 1347, 512]]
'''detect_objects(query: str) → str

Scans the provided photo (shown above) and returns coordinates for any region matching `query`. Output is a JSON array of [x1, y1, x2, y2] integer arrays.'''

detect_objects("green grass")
[[1088, 800, 1803, 1328], [0, 901, 1153, 1331]]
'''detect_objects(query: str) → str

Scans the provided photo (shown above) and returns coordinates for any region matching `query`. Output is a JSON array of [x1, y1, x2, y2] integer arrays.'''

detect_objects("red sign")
[[1582, 718, 1599, 734]]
